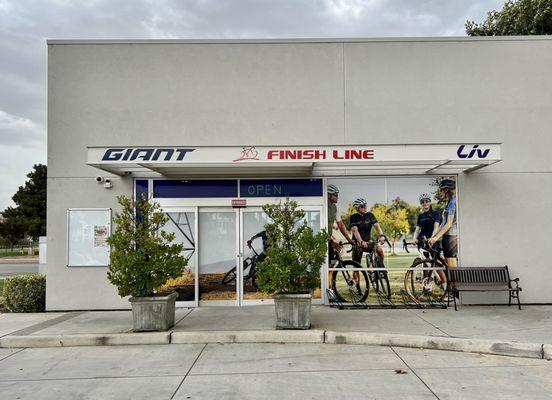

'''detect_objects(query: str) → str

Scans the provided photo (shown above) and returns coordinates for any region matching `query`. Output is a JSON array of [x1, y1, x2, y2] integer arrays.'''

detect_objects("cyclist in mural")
[[412, 193, 441, 249], [412, 192, 446, 288], [327, 184, 353, 262], [246, 230, 269, 263], [349, 197, 387, 263], [429, 179, 458, 268]]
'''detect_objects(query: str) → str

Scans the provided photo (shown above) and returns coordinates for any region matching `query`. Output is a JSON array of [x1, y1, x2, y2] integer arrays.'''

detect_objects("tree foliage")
[[340, 202, 356, 231], [390, 197, 419, 234], [466, 0, 552, 36], [0, 164, 46, 242], [255, 199, 327, 294], [370, 204, 410, 243], [107, 195, 188, 298], [0, 207, 26, 247]]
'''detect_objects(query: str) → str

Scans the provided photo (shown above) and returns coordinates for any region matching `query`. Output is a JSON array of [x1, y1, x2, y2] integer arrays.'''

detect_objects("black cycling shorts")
[[442, 235, 458, 258], [328, 240, 339, 261], [352, 246, 364, 264]]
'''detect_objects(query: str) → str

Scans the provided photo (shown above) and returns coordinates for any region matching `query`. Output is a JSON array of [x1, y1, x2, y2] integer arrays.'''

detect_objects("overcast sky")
[[0, 0, 504, 211]]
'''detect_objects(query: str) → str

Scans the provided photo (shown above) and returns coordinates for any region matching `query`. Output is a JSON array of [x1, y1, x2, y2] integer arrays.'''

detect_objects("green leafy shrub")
[[107, 195, 188, 298], [3, 274, 46, 312], [256, 199, 327, 294]]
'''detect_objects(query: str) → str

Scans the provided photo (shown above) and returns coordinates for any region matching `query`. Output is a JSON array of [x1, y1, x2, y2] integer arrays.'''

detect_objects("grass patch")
[[0, 248, 38, 258]]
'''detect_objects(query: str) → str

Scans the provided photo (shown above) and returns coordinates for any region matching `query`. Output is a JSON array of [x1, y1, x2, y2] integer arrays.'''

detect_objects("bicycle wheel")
[[373, 256, 391, 299], [404, 258, 447, 302], [331, 260, 370, 303], [221, 266, 237, 285]]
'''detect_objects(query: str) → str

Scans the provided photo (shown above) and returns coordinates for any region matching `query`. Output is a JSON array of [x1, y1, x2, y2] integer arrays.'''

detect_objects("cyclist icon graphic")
[[233, 146, 260, 162]]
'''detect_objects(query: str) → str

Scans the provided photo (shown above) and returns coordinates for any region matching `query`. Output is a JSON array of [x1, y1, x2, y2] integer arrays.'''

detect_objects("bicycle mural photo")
[[327, 176, 458, 308]]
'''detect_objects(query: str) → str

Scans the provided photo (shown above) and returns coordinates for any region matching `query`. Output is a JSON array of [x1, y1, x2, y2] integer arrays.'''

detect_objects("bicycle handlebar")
[[408, 237, 439, 254], [338, 236, 392, 251], [337, 241, 355, 253], [246, 243, 261, 257]]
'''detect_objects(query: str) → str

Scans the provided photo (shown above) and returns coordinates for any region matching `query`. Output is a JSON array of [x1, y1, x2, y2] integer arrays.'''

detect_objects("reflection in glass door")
[[198, 209, 238, 303], [240, 207, 323, 304], [241, 209, 271, 301], [302, 210, 322, 300], [158, 210, 196, 302]]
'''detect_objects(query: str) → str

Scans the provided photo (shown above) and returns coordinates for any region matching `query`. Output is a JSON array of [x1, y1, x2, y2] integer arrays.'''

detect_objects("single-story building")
[[46, 36, 552, 310]]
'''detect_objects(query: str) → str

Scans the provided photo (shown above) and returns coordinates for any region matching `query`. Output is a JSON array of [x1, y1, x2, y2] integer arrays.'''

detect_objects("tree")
[[107, 195, 188, 298], [466, 0, 552, 36], [0, 207, 25, 249], [256, 199, 327, 294], [370, 203, 410, 254], [390, 197, 419, 234], [0, 164, 47, 241]]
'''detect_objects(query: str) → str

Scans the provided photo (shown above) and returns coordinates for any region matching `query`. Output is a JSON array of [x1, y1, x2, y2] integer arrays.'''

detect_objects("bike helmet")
[[327, 184, 339, 195], [419, 193, 431, 203], [352, 198, 367, 210], [439, 179, 456, 190]]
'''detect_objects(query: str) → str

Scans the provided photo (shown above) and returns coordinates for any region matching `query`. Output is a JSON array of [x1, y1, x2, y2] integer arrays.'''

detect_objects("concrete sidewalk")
[[1, 305, 551, 358], [2, 343, 551, 399]]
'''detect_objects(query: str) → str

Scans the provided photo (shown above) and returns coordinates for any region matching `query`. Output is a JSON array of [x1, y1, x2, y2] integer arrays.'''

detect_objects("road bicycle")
[[221, 247, 260, 288], [403, 238, 448, 303], [329, 240, 391, 303]]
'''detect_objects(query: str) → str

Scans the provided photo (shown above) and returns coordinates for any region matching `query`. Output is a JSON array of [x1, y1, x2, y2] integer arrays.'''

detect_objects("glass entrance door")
[[161, 205, 323, 306], [198, 208, 238, 305], [240, 208, 271, 303]]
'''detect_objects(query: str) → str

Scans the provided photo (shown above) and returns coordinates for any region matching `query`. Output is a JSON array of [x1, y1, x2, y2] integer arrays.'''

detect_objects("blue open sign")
[[240, 179, 322, 197]]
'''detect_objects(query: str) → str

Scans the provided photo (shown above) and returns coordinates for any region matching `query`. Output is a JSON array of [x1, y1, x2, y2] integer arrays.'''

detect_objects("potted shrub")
[[107, 195, 187, 331], [256, 199, 327, 329]]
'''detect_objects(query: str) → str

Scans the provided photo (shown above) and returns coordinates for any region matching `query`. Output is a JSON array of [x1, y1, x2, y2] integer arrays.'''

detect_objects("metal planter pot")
[[273, 292, 312, 330], [129, 292, 178, 332]]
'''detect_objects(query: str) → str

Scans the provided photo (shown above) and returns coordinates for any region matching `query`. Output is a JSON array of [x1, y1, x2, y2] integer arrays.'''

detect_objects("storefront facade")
[[46, 37, 552, 310]]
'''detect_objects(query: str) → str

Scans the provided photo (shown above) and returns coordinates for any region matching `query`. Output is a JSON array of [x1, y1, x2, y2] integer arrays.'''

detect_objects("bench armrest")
[[509, 278, 521, 291]]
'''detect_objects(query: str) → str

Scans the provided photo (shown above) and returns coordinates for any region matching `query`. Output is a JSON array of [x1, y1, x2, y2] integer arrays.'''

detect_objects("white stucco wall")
[[47, 38, 552, 309]]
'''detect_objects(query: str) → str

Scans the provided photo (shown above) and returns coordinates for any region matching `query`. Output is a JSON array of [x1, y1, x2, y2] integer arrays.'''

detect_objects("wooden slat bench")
[[447, 266, 522, 310]]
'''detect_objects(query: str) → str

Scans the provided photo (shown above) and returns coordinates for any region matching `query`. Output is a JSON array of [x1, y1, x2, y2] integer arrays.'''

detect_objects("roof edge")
[[46, 36, 552, 45]]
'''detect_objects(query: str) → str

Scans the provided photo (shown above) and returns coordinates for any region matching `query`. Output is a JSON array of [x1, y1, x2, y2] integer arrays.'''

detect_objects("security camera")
[[103, 178, 112, 189], [95, 176, 104, 183]]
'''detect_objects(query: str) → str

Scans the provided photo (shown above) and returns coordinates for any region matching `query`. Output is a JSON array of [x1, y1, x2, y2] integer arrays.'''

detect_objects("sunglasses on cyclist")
[[420, 199, 430, 204]]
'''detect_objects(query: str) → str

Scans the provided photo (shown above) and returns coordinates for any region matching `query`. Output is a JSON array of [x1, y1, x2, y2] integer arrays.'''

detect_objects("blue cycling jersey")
[[439, 196, 457, 235]]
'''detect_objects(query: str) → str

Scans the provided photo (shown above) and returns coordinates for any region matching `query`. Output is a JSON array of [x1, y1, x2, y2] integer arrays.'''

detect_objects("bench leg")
[[509, 290, 522, 310], [453, 290, 458, 311]]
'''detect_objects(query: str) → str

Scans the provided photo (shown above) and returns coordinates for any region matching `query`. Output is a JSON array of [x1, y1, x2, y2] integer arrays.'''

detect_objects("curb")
[[0, 332, 170, 348], [543, 344, 552, 360], [324, 331, 545, 359], [171, 330, 325, 344], [0, 330, 549, 360]]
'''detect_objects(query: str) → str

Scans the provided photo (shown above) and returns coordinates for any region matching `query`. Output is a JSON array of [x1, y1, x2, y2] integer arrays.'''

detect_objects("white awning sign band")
[[87, 144, 501, 177]]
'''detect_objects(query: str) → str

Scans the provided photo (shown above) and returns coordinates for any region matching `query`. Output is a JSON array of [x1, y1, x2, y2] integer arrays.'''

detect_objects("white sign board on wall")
[[67, 209, 111, 267]]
